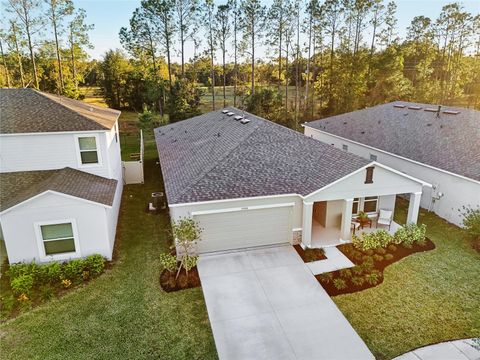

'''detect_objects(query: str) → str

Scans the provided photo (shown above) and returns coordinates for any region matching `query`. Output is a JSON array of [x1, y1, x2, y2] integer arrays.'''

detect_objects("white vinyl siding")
[[193, 205, 293, 253]]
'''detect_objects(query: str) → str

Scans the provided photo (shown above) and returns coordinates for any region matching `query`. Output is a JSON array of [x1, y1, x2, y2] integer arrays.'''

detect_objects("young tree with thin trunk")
[[45, 0, 73, 93], [175, 0, 197, 77], [293, 0, 300, 126], [68, 9, 92, 91], [231, 0, 239, 106], [0, 31, 12, 87], [7, 0, 43, 88], [267, 0, 290, 92], [203, 0, 216, 110], [215, 3, 231, 108], [323, 0, 342, 110], [240, 0, 266, 95], [378, 1, 397, 48], [8, 20, 26, 87], [142, 0, 175, 91]]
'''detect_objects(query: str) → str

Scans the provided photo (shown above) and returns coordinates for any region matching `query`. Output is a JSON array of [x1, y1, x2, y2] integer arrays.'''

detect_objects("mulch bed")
[[316, 238, 435, 296], [159, 266, 201, 292], [294, 244, 327, 262]]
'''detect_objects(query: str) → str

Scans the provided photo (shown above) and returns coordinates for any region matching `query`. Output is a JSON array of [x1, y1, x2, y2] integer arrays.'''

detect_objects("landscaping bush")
[[394, 223, 427, 246], [373, 254, 384, 262], [353, 230, 394, 250], [62, 259, 86, 283], [11, 274, 34, 295], [351, 266, 363, 276], [84, 255, 106, 277], [7, 263, 40, 282], [159, 253, 178, 273], [387, 244, 397, 252], [365, 271, 382, 285], [459, 206, 480, 241], [351, 276, 365, 286], [333, 278, 347, 290], [318, 272, 333, 284], [339, 268, 352, 279], [384, 253, 394, 261], [38, 262, 62, 284], [375, 247, 387, 255]]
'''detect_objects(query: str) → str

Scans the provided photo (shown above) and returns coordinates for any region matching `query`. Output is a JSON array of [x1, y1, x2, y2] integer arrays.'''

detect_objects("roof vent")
[[443, 110, 460, 115], [227, 112, 235, 116], [408, 106, 422, 110], [234, 115, 243, 121], [240, 118, 250, 124], [394, 104, 406, 108], [222, 109, 229, 114], [89, 107, 94, 112], [424, 108, 437, 112]]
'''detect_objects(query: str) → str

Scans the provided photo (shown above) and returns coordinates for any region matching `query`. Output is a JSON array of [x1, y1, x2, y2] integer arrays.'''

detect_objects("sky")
[[76, 0, 479, 61]]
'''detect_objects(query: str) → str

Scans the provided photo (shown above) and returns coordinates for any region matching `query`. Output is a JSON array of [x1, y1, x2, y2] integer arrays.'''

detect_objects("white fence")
[[122, 130, 144, 184]]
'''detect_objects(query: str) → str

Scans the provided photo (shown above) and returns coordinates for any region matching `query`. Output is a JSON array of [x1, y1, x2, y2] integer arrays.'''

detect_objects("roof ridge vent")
[[240, 118, 250, 124], [221, 109, 229, 114], [408, 106, 422, 110], [234, 115, 243, 121], [393, 104, 406, 108], [443, 110, 460, 115], [424, 108, 437, 112], [227, 112, 235, 116]]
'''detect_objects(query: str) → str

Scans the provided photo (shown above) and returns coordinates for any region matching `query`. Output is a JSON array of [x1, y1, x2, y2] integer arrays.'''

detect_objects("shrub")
[[62, 259, 86, 283], [362, 255, 374, 264], [365, 249, 375, 256], [365, 271, 382, 285], [84, 255, 106, 277], [351, 266, 363, 276], [387, 244, 398, 252], [333, 278, 347, 290], [351, 276, 365, 286], [38, 262, 61, 284], [384, 253, 394, 261], [11, 274, 34, 295], [375, 247, 387, 255], [353, 230, 394, 250], [459, 206, 480, 240], [394, 223, 427, 246], [7, 263, 40, 281], [182, 255, 198, 276], [339, 268, 352, 279], [159, 253, 178, 273], [318, 272, 333, 284], [373, 254, 384, 262]]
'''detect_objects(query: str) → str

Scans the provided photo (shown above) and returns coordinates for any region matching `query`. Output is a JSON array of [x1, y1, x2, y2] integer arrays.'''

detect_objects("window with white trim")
[[363, 196, 378, 213], [78, 136, 99, 164], [40, 223, 76, 255], [352, 198, 360, 215]]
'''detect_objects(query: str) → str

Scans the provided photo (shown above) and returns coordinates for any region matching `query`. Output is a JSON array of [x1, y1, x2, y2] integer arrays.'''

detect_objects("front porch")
[[311, 218, 402, 248]]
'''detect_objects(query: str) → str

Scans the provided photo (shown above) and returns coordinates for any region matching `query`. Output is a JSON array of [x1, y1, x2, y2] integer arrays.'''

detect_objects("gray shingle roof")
[[0, 88, 121, 134], [305, 101, 480, 181], [155, 108, 370, 204], [0, 168, 118, 212]]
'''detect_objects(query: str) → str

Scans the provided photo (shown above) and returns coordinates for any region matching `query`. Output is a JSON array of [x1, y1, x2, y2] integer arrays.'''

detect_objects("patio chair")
[[376, 209, 393, 230], [351, 221, 361, 235]]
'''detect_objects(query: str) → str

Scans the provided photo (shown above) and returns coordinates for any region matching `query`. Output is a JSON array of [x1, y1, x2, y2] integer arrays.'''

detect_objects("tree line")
[[0, 0, 94, 98], [1, 0, 479, 128]]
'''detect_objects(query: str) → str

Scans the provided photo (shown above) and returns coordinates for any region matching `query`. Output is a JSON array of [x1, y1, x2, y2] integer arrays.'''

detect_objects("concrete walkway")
[[306, 246, 355, 275], [197, 245, 374, 360], [394, 338, 480, 360]]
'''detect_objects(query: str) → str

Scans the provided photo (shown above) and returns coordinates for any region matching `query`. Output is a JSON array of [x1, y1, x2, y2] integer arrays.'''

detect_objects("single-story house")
[[303, 102, 480, 227], [155, 108, 430, 253]]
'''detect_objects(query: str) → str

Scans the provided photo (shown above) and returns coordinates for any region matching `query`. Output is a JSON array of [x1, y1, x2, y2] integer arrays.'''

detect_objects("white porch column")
[[340, 198, 354, 241], [301, 201, 313, 248], [407, 192, 422, 224]]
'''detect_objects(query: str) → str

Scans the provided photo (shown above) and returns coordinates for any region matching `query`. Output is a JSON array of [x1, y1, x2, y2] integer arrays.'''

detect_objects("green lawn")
[[333, 198, 480, 359], [0, 133, 218, 360]]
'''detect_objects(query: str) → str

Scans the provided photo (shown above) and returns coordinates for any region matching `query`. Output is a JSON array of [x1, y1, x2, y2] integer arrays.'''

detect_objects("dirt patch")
[[317, 239, 435, 296], [159, 266, 201, 292], [293, 245, 327, 262]]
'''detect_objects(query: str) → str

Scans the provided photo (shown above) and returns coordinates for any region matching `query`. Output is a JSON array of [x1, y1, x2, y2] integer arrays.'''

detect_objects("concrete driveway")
[[197, 245, 374, 360]]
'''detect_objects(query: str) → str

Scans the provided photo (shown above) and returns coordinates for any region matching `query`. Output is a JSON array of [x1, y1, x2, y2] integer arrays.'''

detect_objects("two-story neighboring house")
[[0, 88, 123, 263]]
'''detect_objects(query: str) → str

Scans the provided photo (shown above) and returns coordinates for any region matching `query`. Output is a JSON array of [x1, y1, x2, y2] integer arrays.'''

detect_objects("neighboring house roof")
[[0, 88, 121, 134], [305, 101, 480, 181], [0, 167, 118, 212], [155, 108, 370, 204]]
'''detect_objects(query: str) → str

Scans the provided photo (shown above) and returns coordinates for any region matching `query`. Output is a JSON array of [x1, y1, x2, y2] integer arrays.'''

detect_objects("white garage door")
[[194, 205, 293, 253]]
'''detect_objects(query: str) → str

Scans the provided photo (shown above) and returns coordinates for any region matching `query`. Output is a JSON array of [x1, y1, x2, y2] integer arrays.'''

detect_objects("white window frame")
[[362, 196, 379, 214], [34, 219, 81, 262], [74, 133, 102, 168]]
